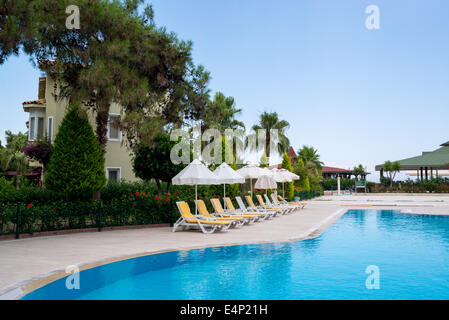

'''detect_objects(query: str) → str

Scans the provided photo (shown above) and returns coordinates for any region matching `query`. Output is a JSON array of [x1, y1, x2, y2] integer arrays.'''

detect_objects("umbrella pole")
[[224, 184, 226, 209], [195, 184, 198, 215], [250, 178, 253, 201], [283, 182, 285, 198]]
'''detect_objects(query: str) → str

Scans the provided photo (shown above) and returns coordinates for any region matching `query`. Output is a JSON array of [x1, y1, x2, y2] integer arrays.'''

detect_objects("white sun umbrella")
[[270, 168, 290, 198], [254, 175, 277, 194], [172, 159, 219, 214], [236, 164, 267, 201], [278, 169, 301, 198], [213, 163, 245, 209], [282, 169, 299, 181]]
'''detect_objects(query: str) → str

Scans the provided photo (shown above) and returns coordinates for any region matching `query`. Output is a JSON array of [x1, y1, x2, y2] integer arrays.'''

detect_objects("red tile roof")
[[322, 166, 353, 173], [23, 99, 45, 105], [38, 60, 55, 67], [287, 146, 297, 158]]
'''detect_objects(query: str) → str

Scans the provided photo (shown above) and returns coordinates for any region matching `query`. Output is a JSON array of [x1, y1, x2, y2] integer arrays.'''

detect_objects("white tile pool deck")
[[1, 194, 449, 299]]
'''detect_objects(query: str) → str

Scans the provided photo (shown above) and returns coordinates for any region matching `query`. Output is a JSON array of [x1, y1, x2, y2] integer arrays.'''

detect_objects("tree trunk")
[[93, 191, 101, 201], [265, 131, 271, 159], [155, 179, 162, 195], [166, 180, 171, 194], [95, 101, 110, 155], [94, 99, 110, 200]]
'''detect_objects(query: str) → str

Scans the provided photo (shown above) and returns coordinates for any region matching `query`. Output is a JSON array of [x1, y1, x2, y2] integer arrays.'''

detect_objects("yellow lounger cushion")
[[178, 202, 231, 225], [220, 198, 266, 216], [256, 195, 282, 208], [277, 195, 305, 205], [243, 196, 277, 213], [185, 219, 232, 225], [196, 200, 245, 221]]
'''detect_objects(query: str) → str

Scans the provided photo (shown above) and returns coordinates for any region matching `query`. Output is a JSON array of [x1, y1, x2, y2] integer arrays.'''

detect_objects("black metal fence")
[[1, 198, 177, 238]]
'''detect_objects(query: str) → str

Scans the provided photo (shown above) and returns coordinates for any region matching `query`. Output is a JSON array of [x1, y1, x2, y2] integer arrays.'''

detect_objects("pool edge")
[[1, 207, 348, 300]]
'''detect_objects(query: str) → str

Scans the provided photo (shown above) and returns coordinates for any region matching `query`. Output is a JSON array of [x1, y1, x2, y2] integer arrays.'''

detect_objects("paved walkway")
[[1, 194, 449, 299]]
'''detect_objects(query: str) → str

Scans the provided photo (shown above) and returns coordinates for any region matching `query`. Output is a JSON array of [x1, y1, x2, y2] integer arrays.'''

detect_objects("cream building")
[[22, 74, 138, 182]]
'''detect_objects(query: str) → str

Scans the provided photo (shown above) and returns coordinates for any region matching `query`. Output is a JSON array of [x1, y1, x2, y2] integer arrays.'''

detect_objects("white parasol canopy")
[[172, 159, 219, 214], [271, 168, 300, 198], [214, 163, 245, 209], [281, 169, 299, 181], [270, 168, 290, 183], [255, 175, 277, 190], [237, 164, 267, 200], [214, 163, 245, 184], [236, 163, 266, 179]]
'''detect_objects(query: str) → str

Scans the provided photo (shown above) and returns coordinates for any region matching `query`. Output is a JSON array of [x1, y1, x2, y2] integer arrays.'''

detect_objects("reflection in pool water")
[[22, 210, 449, 300]]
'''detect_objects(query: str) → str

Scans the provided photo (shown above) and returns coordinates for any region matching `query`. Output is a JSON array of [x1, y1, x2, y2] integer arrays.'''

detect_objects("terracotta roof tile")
[[322, 166, 353, 173], [23, 98, 46, 105]]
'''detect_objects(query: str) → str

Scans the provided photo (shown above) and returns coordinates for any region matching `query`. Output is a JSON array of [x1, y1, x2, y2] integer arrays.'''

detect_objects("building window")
[[106, 168, 121, 182], [107, 114, 121, 141], [37, 117, 44, 138], [47, 117, 54, 143], [28, 115, 45, 141], [29, 117, 35, 140]]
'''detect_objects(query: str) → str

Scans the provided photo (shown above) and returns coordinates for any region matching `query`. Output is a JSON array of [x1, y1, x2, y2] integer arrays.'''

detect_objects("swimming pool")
[[22, 210, 449, 299]]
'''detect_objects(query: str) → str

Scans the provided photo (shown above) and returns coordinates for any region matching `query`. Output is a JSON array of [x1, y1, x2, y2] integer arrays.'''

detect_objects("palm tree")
[[248, 111, 290, 159], [203, 92, 245, 132], [353, 164, 366, 179], [297, 146, 323, 174], [0, 149, 29, 188], [384, 160, 401, 188]]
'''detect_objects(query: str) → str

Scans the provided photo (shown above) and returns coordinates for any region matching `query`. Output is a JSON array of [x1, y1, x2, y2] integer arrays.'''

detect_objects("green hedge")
[[294, 190, 322, 200], [321, 178, 355, 191], [0, 196, 177, 236]]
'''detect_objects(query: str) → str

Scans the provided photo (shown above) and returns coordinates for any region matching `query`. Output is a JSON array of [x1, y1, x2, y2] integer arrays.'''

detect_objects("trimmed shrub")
[[280, 152, 295, 200], [45, 105, 106, 197], [294, 159, 310, 192]]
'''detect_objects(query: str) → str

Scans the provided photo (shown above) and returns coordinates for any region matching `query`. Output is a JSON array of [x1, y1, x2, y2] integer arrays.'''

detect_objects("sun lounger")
[[195, 200, 247, 227], [211, 198, 266, 222], [270, 194, 302, 210], [255, 195, 289, 215], [277, 195, 306, 209], [244, 196, 280, 218], [235, 196, 274, 220], [173, 201, 232, 234], [224, 197, 261, 223], [264, 194, 295, 213]]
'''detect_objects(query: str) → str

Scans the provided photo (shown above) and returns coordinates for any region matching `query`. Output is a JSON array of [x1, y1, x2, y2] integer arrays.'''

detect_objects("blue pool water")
[[22, 210, 449, 300]]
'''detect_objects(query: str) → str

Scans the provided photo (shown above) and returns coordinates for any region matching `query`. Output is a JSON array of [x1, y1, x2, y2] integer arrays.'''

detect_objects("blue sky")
[[1, 0, 449, 181]]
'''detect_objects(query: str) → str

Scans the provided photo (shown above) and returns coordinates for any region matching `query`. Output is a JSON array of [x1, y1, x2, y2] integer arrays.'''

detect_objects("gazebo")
[[322, 166, 358, 179], [375, 141, 449, 181]]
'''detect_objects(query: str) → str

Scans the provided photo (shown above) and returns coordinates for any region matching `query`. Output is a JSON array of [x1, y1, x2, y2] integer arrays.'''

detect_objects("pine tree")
[[281, 152, 295, 200], [45, 105, 106, 197]]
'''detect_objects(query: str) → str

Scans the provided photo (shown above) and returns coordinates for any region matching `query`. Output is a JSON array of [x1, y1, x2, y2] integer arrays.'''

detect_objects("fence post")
[[98, 200, 102, 232], [15, 202, 20, 239]]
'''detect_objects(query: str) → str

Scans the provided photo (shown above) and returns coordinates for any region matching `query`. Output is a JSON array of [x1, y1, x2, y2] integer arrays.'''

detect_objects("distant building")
[[22, 67, 137, 182], [270, 147, 367, 179], [321, 166, 360, 179], [375, 140, 449, 181], [268, 146, 298, 169]]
